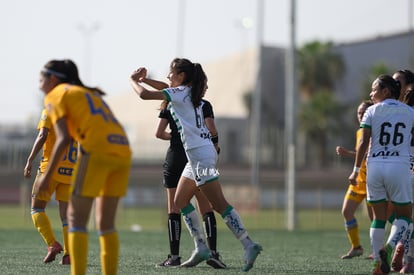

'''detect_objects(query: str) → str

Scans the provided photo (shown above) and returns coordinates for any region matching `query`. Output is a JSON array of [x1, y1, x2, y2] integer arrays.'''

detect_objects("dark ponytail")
[[170, 58, 207, 108]]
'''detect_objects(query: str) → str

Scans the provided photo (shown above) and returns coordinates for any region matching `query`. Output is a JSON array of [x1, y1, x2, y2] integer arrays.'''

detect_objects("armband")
[[211, 135, 218, 144], [353, 166, 360, 173]]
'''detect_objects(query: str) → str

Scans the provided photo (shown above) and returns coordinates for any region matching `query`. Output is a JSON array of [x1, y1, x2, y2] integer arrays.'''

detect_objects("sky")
[[1, 0, 413, 126]]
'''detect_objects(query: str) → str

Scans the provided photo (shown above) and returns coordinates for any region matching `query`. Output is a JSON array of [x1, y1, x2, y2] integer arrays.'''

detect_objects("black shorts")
[[162, 146, 187, 188]]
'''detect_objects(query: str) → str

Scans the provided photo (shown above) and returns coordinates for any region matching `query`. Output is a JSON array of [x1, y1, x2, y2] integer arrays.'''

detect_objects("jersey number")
[[379, 122, 406, 146], [62, 140, 77, 163], [194, 107, 203, 128], [85, 93, 119, 124]]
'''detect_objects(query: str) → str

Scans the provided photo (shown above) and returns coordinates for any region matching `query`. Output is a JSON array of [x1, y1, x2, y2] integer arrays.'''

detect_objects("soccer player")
[[337, 100, 373, 259], [130, 58, 262, 272], [349, 74, 414, 275], [397, 85, 414, 274], [389, 69, 414, 272], [35, 59, 131, 275], [155, 97, 226, 268], [24, 108, 77, 264], [393, 69, 414, 102]]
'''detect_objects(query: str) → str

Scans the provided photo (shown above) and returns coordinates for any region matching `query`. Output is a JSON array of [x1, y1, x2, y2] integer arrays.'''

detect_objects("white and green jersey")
[[361, 98, 414, 164], [163, 85, 212, 150]]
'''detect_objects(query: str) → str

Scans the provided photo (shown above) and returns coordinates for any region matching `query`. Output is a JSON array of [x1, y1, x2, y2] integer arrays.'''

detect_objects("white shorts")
[[366, 161, 412, 204], [181, 145, 219, 186]]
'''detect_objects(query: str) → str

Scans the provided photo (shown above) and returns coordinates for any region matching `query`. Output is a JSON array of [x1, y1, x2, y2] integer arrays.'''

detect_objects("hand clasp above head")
[[131, 67, 147, 82]]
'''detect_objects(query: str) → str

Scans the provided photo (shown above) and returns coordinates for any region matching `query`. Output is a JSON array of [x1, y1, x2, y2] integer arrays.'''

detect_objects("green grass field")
[[0, 206, 376, 274]]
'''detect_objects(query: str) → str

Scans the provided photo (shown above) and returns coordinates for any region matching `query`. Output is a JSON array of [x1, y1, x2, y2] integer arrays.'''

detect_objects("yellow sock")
[[347, 226, 360, 248], [99, 231, 119, 275], [31, 211, 55, 246], [62, 224, 69, 255], [69, 231, 88, 275]]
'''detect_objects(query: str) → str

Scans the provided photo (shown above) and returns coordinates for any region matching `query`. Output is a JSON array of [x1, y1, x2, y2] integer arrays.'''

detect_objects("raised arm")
[[130, 68, 167, 100], [142, 78, 169, 90]]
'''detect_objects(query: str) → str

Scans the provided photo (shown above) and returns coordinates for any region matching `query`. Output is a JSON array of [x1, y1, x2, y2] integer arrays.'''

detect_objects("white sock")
[[386, 219, 409, 249], [182, 207, 206, 249], [403, 223, 413, 262], [223, 208, 251, 249], [370, 227, 385, 261]]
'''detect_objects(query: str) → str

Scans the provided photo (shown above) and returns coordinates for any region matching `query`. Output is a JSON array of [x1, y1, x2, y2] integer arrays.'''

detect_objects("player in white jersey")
[[397, 85, 414, 274], [130, 58, 262, 272], [388, 69, 414, 272], [349, 74, 414, 275]]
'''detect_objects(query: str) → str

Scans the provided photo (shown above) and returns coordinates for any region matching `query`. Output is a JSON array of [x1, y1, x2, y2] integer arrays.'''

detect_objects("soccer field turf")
[[0, 206, 376, 274], [0, 228, 374, 274]]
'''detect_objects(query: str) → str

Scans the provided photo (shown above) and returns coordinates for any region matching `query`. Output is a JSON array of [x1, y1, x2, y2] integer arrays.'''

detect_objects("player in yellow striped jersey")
[[34, 59, 131, 275], [24, 108, 77, 264]]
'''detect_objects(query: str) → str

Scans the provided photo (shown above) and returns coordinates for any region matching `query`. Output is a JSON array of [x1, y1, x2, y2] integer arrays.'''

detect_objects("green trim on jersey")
[[162, 90, 171, 102], [360, 123, 371, 128]]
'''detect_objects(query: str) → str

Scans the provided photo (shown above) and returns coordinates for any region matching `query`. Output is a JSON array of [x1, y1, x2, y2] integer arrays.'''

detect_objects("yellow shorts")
[[344, 185, 367, 204], [32, 171, 71, 202], [72, 152, 131, 197]]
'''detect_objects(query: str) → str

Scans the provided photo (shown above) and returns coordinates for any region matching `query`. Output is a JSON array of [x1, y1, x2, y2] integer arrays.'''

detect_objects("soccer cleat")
[[341, 246, 364, 259], [59, 254, 70, 265], [157, 255, 181, 267], [206, 251, 227, 269], [378, 248, 391, 274], [43, 241, 63, 263], [242, 243, 263, 272], [180, 246, 211, 267], [391, 242, 404, 272], [400, 261, 414, 273]]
